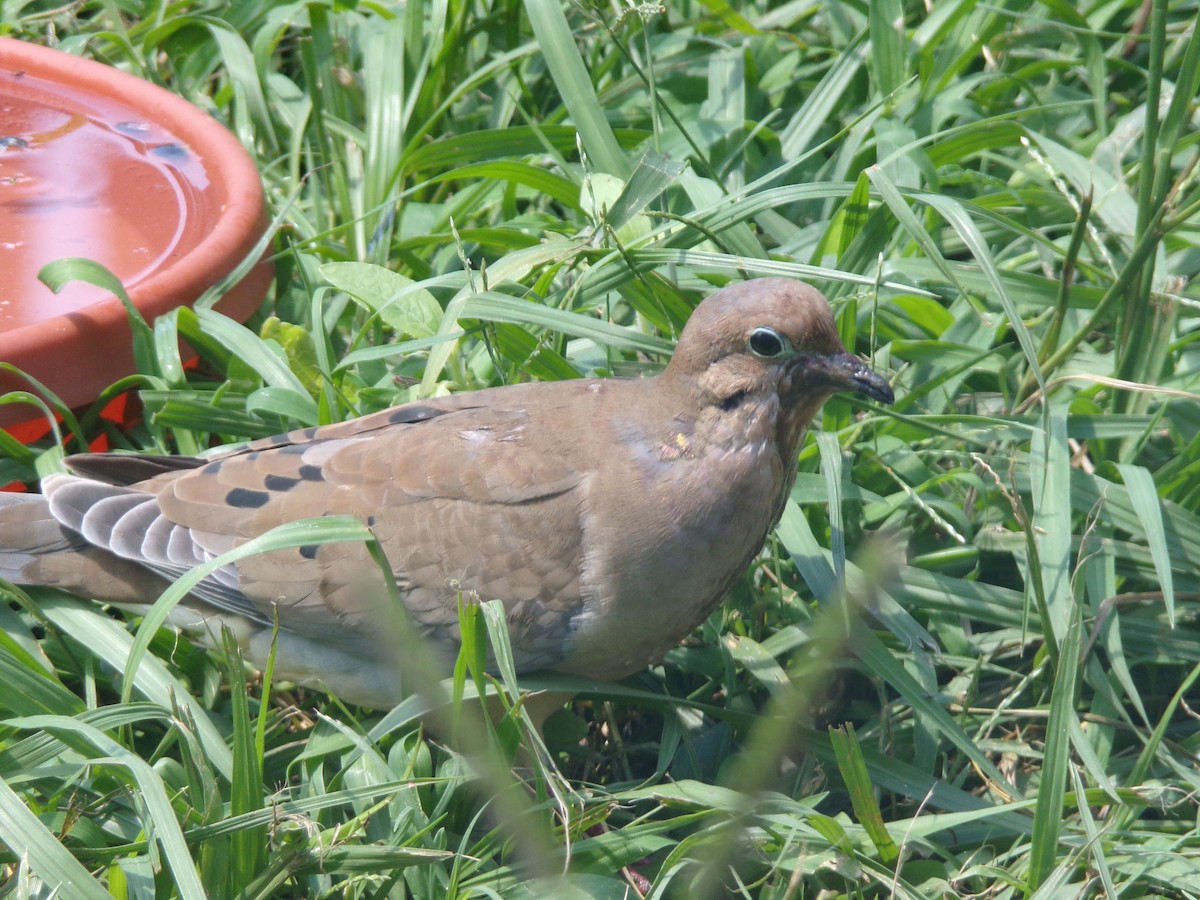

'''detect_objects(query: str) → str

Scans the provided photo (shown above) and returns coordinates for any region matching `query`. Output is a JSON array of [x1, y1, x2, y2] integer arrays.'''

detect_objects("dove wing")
[[49, 398, 590, 670]]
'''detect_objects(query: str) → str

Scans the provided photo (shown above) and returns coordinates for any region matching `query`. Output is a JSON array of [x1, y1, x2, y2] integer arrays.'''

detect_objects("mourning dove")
[[0, 278, 893, 707]]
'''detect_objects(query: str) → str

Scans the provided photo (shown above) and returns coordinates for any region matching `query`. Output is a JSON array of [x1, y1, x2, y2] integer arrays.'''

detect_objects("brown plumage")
[[0, 278, 893, 707]]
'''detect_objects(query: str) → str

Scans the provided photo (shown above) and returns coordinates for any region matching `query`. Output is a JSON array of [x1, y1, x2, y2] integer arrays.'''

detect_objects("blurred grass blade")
[[8, 715, 206, 899], [361, 16, 409, 256], [246, 386, 321, 425], [868, 0, 906, 98], [604, 150, 687, 231], [523, 0, 628, 177], [38, 258, 157, 379], [1116, 463, 1175, 627], [38, 595, 234, 779], [817, 432, 847, 587], [922, 192, 1045, 391], [0, 773, 111, 899], [1027, 599, 1082, 890], [1030, 408, 1073, 639], [775, 499, 838, 601], [461, 292, 672, 354], [1071, 762, 1118, 897], [829, 723, 900, 865], [849, 620, 1016, 795], [206, 20, 277, 151], [121, 517, 374, 704], [221, 629, 266, 886], [0, 640, 84, 716], [816, 171, 871, 263], [779, 31, 867, 159], [1117, 659, 1200, 831]]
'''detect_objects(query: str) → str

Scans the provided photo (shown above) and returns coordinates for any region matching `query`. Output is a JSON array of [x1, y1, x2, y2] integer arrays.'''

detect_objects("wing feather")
[[45, 397, 592, 670]]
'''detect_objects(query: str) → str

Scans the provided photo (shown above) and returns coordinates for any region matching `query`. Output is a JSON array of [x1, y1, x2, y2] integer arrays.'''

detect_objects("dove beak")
[[820, 352, 895, 404]]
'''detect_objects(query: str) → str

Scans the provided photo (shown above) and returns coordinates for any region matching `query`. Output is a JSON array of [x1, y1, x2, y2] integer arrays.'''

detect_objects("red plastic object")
[[0, 37, 273, 427]]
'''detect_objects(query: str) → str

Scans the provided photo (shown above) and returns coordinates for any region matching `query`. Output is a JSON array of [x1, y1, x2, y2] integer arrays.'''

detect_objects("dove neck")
[[653, 368, 781, 460]]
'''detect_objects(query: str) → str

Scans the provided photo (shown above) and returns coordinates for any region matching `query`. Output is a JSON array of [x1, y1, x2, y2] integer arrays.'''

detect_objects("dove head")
[[665, 278, 893, 456]]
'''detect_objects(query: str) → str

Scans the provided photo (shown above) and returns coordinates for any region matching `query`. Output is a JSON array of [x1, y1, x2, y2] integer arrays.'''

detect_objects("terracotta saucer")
[[0, 37, 273, 426]]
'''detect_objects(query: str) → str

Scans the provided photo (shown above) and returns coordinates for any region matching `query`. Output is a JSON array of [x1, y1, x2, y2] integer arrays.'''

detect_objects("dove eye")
[[748, 326, 789, 358]]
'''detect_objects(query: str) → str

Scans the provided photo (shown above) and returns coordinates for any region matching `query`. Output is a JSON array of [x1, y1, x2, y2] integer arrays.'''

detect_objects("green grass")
[[3, 0, 1200, 895]]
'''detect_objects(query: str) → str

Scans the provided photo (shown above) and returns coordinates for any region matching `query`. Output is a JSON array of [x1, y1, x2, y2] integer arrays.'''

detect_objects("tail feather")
[[0, 489, 170, 605], [0, 493, 76, 579]]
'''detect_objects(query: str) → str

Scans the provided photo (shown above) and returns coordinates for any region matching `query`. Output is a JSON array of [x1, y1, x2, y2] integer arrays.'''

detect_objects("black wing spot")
[[226, 487, 270, 509], [389, 405, 450, 425], [264, 474, 300, 492], [297, 465, 324, 481], [299, 544, 319, 560]]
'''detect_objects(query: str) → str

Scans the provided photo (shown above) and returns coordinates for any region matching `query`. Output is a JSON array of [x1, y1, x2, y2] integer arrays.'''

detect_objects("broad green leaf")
[[321, 262, 443, 339]]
